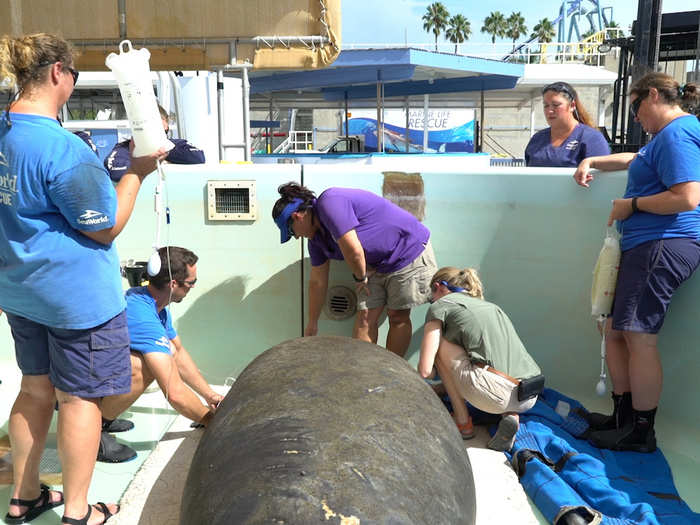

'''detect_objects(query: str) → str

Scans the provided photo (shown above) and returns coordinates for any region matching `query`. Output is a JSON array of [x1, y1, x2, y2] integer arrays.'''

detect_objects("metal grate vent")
[[323, 285, 357, 321], [216, 187, 249, 214], [207, 180, 257, 221]]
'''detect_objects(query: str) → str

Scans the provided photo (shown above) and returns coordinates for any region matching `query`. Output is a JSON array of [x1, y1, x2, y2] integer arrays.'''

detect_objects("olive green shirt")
[[425, 293, 541, 380]]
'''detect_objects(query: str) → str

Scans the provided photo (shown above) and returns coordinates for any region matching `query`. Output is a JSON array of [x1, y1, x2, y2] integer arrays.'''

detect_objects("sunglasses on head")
[[542, 82, 576, 100], [433, 280, 466, 293]]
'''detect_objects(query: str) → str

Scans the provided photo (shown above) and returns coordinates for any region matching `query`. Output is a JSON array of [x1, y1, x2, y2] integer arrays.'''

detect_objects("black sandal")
[[5, 483, 64, 524], [62, 502, 119, 525]]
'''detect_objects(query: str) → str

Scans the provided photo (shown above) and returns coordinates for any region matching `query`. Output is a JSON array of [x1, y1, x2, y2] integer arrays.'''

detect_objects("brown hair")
[[431, 266, 484, 300], [272, 182, 316, 221], [630, 72, 699, 111], [542, 81, 595, 127], [680, 83, 700, 116], [0, 33, 75, 93], [149, 246, 199, 290]]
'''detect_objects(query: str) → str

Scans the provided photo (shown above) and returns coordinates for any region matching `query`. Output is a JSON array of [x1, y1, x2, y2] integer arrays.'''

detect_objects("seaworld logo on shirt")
[[77, 209, 109, 226], [155, 336, 171, 350], [565, 140, 580, 151]]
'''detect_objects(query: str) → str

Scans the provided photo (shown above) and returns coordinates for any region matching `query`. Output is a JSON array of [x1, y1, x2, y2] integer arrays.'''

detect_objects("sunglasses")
[[629, 93, 647, 119], [178, 278, 197, 288], [37, 61, 79, 86], [287, 216, 296, 239]]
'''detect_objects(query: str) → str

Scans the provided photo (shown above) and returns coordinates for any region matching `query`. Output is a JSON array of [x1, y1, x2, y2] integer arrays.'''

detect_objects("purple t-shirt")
[[308, 187, 430, 273], [525, 123, 610, 167]]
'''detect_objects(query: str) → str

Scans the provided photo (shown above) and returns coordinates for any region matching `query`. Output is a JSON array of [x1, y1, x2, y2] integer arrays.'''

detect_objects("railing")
[[342, 28, 624, 65], [273, 130, 314, 153]]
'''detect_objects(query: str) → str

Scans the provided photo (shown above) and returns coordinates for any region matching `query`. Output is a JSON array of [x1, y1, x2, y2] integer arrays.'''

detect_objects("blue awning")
[[249, 48, 524, 100]]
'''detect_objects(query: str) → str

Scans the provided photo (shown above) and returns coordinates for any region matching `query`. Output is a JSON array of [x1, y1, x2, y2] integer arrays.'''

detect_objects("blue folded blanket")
[[509, 388, 700, 525]]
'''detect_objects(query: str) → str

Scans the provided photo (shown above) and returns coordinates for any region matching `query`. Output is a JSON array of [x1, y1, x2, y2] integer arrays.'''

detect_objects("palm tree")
[[481, 11, 507, 45], [422, 2, 450, 51], [530, 18, 556, 63], [531, 18, 556, 42], [446, 14, 471, 54], [606, 20, 623, 38], [506, 12, 527, 49]]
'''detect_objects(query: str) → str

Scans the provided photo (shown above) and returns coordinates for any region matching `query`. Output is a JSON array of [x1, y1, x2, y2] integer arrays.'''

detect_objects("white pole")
[[423, 94, 429, 152]]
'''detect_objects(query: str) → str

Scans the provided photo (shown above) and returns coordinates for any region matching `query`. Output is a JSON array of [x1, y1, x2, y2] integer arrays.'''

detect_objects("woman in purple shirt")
[[525, 82, 610, 167], [273, 183, 437, 357]]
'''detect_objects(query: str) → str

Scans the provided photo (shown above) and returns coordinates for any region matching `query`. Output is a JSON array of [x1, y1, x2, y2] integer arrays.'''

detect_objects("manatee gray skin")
[[180, 335, 476, 525]]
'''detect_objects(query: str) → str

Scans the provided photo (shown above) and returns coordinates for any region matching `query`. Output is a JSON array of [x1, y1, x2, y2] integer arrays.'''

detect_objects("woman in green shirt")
[[418, 267, 541, 451]]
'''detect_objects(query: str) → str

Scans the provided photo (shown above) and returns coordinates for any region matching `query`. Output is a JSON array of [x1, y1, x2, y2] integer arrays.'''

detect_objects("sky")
[[341, 0, 691, 46]]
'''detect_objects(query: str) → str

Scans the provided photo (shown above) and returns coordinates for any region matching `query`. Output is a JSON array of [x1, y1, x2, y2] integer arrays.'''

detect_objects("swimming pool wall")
[[1, 163, 698, 477]]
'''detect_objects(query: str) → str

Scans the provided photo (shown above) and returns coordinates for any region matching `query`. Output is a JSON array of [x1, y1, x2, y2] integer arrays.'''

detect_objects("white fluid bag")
[[105, 40, 174, 157], [591, 228, 621, 318]]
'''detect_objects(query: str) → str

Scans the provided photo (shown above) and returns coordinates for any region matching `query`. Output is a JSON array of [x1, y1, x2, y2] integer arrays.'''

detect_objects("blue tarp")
[[507, 389, 700, 525]]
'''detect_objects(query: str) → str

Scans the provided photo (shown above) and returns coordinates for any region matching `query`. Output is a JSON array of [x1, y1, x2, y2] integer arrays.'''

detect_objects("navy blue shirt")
[[104, 137, 205, 181], [525, 123, 610, 167]]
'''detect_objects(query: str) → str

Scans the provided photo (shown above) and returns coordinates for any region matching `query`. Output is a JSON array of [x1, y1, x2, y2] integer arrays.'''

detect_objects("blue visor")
[[274, 198, 303, 243]]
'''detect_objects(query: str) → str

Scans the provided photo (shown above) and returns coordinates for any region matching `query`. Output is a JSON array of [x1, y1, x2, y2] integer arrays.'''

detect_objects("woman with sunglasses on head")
[[417, 267, 542, 452], [272, 182, 437, 358], [572, 73, 700, 453], [525, 82, 610, 167], [0, 33, 164, 524]]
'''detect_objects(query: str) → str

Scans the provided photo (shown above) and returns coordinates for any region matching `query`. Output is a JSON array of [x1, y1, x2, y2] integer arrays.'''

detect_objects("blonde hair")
[[431, 266, 484, 300], [0, 33, 74, 92]]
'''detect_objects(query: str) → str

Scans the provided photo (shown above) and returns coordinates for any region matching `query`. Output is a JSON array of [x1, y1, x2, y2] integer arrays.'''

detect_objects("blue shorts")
[[6, 310, 132, 397], [612, 238, 700, 334]]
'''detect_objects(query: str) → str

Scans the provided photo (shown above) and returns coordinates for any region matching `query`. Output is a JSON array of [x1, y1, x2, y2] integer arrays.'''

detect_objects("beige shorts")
[[450, 357, 537, 415], [358, 240, 438, 311]]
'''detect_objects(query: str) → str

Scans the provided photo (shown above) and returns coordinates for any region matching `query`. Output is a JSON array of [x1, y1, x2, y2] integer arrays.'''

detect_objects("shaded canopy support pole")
[[344, 91, 349, 140], [423, 94, 429, 152], [480, 89, 485, 153], [376, 79, 384, 153], [405, 96, 410, 153]]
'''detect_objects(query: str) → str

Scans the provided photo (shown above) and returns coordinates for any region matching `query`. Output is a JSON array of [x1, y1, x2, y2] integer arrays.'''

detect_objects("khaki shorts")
[[450, 357, 537, 415], [358, 240, 437, 311]]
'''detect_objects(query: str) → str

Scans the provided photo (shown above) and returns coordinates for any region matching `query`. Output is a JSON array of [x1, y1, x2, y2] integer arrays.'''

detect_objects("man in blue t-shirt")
[[97, 246, 223, 462], [104, 105, 205, 181]]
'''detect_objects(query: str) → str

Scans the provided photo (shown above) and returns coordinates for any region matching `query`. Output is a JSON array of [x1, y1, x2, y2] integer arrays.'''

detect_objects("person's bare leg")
[[56, 390, 118, 524], [624, 331, 662, 410], [101, 352, 154, 420], [386, 308, 411, 357], [7, 375, 63, 518], [353, 307, 383, 344], [605, 321, 632, 394]]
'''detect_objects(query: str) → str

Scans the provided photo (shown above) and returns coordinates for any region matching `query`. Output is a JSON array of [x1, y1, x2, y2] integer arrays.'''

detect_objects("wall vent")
[[207, 180, 257, 221], [324, 285, 357, 321]]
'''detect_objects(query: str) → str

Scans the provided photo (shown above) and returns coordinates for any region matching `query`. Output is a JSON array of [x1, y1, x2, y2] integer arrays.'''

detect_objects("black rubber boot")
[[586, 391, 632, 431], [97, 431, 137, 463], [102, 417, 134, 433], [588, 407, 657, 453]]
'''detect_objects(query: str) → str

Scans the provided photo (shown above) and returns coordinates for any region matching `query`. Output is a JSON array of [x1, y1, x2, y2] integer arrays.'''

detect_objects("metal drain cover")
[[324, 285, 357, 321]]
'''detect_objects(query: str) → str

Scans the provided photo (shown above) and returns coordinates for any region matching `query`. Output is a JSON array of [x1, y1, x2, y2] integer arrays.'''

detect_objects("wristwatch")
[[353, 273, 367, 282]]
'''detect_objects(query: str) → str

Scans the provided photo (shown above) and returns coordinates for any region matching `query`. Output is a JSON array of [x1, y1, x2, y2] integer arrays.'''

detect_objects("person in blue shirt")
[[104, 105, 205, 182], [573, 73, 700, 453], [525, 81, 610, 167], [0, 33, 164, 525], [98, 247, 223, 462]]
